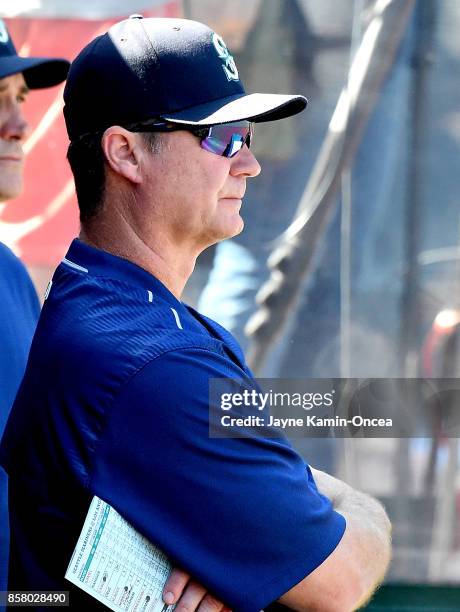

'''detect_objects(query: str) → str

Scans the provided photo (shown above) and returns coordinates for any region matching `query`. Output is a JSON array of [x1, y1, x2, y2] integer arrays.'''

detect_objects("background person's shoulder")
[[0, 240, 28, 273]]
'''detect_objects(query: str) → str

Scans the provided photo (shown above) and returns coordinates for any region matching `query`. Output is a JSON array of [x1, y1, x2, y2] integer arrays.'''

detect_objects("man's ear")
[[101, 126, 144, 184]]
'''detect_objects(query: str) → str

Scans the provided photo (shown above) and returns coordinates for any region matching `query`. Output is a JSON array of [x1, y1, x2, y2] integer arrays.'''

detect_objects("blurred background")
[[1, 0, 459, 608]]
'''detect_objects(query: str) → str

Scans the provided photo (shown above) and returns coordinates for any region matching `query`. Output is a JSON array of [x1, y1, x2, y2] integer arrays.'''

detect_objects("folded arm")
[[278, 467, 392, 611]]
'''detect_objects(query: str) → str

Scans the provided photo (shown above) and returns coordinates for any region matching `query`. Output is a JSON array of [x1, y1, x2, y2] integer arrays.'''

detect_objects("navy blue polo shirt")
[[0, 242, 40, 601], [0, 239, 345, 611], [0, 243, 39, 436]]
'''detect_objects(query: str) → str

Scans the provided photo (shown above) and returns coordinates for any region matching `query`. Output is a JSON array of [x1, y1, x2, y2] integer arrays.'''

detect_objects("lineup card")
[[66, 496, 175, 612]]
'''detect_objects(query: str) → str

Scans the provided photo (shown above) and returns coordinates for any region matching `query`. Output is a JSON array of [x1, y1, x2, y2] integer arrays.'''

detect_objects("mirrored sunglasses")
[[126, 119, 254, 158], [196, 121, 253, 157]]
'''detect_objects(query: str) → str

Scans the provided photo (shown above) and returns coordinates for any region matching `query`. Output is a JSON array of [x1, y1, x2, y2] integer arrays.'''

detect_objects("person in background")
[[0, 17, 69, 601]]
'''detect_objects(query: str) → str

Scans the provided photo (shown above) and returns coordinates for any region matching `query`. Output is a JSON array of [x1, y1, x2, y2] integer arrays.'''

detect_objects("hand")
[[163, 568, 231, 611]]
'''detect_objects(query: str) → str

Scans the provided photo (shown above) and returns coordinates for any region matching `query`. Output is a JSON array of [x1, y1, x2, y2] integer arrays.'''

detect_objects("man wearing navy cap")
[[1, 15, 391, 611], [0, 18, 69, 417], [0, 17, 70, 604], [0, 18, 69, 421]]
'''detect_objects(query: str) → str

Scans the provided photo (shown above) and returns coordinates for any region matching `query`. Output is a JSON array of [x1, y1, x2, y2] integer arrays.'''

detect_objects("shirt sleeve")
[[90, 348, 346, 612]]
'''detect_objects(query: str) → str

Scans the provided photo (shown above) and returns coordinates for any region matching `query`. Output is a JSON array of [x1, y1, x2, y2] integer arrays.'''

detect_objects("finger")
[[163, 568, 191, 605], [175, 581, 207, 612], [197, 593, 226, 612]]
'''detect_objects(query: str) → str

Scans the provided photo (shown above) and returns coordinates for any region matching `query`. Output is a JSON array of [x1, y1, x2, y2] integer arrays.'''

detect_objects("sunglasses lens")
[[200, 122, 253, 157]]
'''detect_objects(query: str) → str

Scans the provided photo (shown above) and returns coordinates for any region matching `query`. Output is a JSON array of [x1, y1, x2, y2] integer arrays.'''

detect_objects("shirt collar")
[[62, 239, 182, 308]]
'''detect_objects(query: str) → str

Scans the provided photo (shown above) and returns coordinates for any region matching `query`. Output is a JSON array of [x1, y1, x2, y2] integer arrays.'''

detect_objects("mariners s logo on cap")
[[0, 20, 9, 45], [212, 33, 239, 82], [63, 16, 307, 139]]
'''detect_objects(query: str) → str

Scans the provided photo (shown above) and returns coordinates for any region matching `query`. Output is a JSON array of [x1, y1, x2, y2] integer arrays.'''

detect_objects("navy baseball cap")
[[63, 15, 307, 141], [0, 19, 69, 88]]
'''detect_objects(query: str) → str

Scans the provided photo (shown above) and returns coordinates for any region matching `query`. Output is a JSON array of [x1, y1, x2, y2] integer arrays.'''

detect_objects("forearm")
[[310, 467, 392, 608]]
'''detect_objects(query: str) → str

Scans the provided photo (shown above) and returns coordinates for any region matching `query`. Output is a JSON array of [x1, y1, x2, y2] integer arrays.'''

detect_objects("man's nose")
[[0, 104, 29, 141], [230, 144, 262, 178]]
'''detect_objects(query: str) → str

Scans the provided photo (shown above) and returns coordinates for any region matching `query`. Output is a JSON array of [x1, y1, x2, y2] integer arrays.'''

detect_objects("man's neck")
[[79, 225, 197, 300]]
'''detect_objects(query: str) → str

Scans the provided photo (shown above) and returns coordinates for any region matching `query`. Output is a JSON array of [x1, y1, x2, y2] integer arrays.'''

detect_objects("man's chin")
[[0, 181, 24, 203], [222, 216, 244, 240], [203, 218, 244, 250], [232, 218, 244, 237]]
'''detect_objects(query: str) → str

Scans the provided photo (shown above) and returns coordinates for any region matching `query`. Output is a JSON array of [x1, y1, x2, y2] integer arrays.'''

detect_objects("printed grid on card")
[[66, 496, 175, 612]]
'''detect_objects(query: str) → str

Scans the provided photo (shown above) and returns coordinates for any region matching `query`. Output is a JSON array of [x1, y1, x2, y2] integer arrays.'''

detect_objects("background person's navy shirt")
[[0, 240, 345, 611], [0, 242, 40, 602]]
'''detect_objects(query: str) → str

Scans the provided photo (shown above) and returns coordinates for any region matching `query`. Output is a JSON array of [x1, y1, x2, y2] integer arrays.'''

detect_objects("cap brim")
[[161, 92, 307, 126], [0, 56, 69, 89]]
